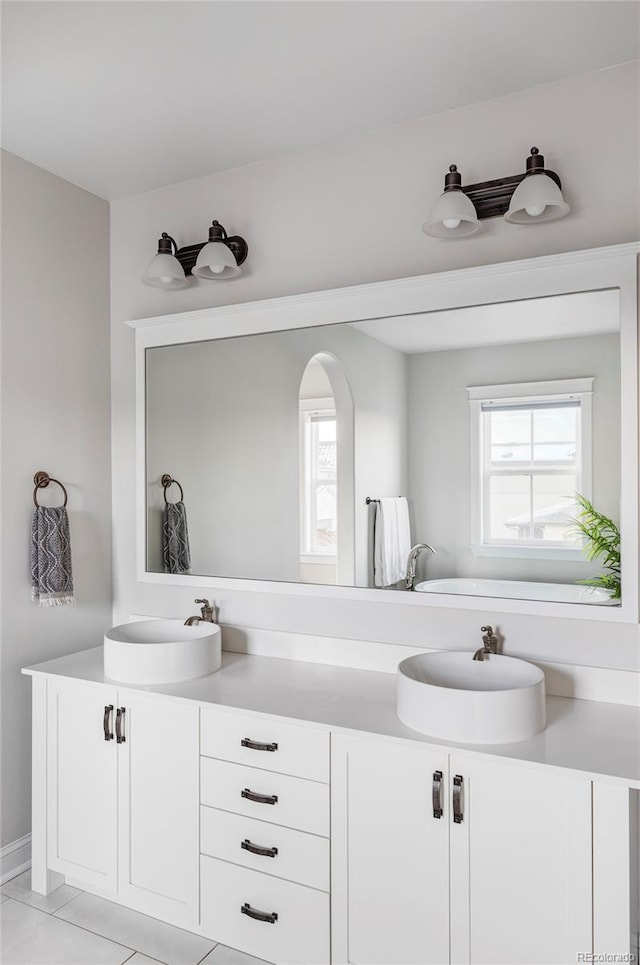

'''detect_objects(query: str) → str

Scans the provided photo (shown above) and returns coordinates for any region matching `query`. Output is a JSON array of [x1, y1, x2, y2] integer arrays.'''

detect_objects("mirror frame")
[[128, 243, 640, 623]]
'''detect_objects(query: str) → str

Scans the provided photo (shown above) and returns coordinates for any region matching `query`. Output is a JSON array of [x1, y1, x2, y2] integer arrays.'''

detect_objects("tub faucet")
[[473, 625, 499, 661], [404, 543, 436, 590], [184, 598, 216, 626]]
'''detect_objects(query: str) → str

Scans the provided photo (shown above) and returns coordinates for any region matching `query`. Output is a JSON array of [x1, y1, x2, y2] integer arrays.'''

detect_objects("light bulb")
[[209, 262, 225, 275], [159, 275, 174, 285], [443, 218, 461, 229], [525, 204, 546, 218]]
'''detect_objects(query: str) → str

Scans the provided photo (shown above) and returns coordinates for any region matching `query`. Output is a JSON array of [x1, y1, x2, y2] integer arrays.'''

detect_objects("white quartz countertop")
[[23, 646, 640, 788]]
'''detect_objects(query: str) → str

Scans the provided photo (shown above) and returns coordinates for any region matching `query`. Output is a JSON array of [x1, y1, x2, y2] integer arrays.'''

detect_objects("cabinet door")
[[332, 732, 450, 965], [449, 755, 592, 965], [47, 678, 118, 892], [117, 692, 199, 928]]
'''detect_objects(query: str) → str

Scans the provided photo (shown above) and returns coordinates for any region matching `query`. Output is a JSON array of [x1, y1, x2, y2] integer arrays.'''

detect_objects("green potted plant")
[[571, 492, 621, 600]]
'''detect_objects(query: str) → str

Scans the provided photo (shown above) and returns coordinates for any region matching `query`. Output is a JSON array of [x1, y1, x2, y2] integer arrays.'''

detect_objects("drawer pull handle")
[[453, 774, 464, 824], [241, 788, 278, 805], [432, 770, 443, 819], [241, 902, 278, 924], [103, 705, 114, 741], [242, 838, 278, 858], [241, 738, 278, 752], [115, 707, 126, 744]]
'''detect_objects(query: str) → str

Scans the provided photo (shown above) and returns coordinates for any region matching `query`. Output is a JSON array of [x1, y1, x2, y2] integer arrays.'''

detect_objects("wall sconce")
[[422, 147, 569, 239], [142, 219, 248, 289]]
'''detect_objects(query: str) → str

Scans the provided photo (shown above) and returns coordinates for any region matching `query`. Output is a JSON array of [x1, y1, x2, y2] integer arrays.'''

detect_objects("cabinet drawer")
[[201, 707, 329, 783], [201, 855, 329, 965], [200, 758, 329, 837], [200, 805, 329, 892]]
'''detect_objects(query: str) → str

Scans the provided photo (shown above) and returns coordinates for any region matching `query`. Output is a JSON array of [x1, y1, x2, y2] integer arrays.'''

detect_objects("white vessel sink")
[[104, 619, 222, 685], [397, 651, 545, 744]]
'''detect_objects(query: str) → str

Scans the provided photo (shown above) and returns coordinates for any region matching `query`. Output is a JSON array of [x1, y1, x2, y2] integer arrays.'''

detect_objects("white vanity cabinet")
[[199, 707, 331, 965], [331, 734, 450, 965], [331, 732, 593, 965], [45, 678, 199, 928], [27, 652, 634, 965], [46, 678, 119, 894]]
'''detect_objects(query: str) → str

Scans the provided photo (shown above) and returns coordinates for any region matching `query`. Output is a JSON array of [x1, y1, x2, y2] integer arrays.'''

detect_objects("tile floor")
[[1, 871, 269, 965]]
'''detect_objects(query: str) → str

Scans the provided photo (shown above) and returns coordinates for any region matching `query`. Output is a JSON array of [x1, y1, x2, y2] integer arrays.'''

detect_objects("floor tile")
[[55, 893, 215, 965], [1, 870, 81, 914], [202, 944, 271, 965], [1, 899, 132, 965], [125, 956, 167, 965]]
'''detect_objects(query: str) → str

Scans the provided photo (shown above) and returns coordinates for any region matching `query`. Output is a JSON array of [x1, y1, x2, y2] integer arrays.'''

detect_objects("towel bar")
[[162, 473, 184, 504], [33, 471, 68, 508]]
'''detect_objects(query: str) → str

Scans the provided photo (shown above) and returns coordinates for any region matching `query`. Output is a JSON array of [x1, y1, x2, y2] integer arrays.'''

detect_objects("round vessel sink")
[[397, 651, 545, 744], [104, 619, 221, 685]]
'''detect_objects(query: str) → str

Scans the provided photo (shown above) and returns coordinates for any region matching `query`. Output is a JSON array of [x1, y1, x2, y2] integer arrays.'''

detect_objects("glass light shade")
[[505, 173, 570, 224], [141, 252, 187, 290], [422, 189, 481, 239], [192, 242, 240, 279]]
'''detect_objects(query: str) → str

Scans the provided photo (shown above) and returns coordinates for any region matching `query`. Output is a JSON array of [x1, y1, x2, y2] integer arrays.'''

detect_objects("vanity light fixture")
[[421, 165, 481, 239], [141, 219, 248, 289], [422, 147, 569, 239]]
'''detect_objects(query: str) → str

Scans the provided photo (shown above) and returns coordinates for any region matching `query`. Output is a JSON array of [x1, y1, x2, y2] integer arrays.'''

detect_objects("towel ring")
[[33, 471, 68, 508], [161, 474, 184, 505]]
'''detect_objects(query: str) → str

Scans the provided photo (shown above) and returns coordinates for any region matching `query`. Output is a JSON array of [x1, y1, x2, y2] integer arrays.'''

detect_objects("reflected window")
[[468, 379, 593, 559], [300, 400, 337, 559]]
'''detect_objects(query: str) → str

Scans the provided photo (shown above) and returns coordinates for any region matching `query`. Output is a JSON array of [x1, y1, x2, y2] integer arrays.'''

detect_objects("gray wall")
[[146, 323, 407, 584], [408, 334, 620, 585], [110, 64, 640, 674], [0, 151, 112, 848]]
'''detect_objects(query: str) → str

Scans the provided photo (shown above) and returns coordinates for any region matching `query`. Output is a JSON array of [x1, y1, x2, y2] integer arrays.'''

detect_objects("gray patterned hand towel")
[[162, 501, 191, 574], [31, 506, 75, 606]]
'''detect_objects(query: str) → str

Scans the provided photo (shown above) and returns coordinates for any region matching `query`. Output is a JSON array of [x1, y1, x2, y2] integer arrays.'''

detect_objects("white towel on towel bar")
[[374, 497, 411, 587]]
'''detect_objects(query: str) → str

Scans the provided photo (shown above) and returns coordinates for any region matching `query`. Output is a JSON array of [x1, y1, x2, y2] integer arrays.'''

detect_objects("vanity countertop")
[[23, 646, 640, 789]]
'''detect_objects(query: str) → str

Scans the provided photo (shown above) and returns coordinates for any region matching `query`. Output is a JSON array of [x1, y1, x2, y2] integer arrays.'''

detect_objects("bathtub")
[[414, 578, 615, 605]]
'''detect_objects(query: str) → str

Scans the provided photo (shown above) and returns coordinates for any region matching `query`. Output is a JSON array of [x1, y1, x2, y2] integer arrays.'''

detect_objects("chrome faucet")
[[473, 625, 499, 661], [184, 598, 217, 626], [404, 543, 436, 590]]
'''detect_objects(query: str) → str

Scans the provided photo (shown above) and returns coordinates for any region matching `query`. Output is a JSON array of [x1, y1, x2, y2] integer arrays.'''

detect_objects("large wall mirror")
[[134, 246, 638, 617]]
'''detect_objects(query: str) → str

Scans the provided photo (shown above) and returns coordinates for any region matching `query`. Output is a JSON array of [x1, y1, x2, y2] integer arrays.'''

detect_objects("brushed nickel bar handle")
[[103, 705, 114, 741], [432, 770, 443, 819], [241, 838, 278, 858], [241, 788, 278, 805], [241, 738, 278, 752], [116, 707, 126, 744], [241, 903, 278, 924], [453, 774, 464, 824]]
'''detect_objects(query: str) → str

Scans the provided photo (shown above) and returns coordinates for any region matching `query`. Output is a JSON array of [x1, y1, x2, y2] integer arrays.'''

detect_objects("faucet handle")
[[194, 598, 216, 621], [480, 625, 498, 653]]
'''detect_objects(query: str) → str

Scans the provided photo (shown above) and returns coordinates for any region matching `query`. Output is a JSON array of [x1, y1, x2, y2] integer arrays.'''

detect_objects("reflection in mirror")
[[145, 288, 621, 605]]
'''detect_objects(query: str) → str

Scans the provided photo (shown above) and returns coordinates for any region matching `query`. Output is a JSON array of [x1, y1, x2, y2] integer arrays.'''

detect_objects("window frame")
[[468, 378, 594, 560]]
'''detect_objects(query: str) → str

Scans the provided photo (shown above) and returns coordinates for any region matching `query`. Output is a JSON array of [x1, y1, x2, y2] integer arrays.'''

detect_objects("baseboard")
[[1, 833, 31, 885]]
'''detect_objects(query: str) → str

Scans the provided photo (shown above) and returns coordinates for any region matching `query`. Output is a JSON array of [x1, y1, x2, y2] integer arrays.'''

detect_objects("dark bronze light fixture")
[[422, 147, 569, 239], [142, 220, 248, 289]]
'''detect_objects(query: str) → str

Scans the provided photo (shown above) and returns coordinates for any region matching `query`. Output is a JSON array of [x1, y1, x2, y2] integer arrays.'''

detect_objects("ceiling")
[[352, 290, 620, 353], [2, 1, 638, 200]]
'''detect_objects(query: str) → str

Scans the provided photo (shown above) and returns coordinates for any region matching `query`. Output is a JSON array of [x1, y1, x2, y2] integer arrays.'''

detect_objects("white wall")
[[110, 64, 640, 674], [408, 333, 620, 585], [1, 151, 112, 847], [145, 322, 406, 584]]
